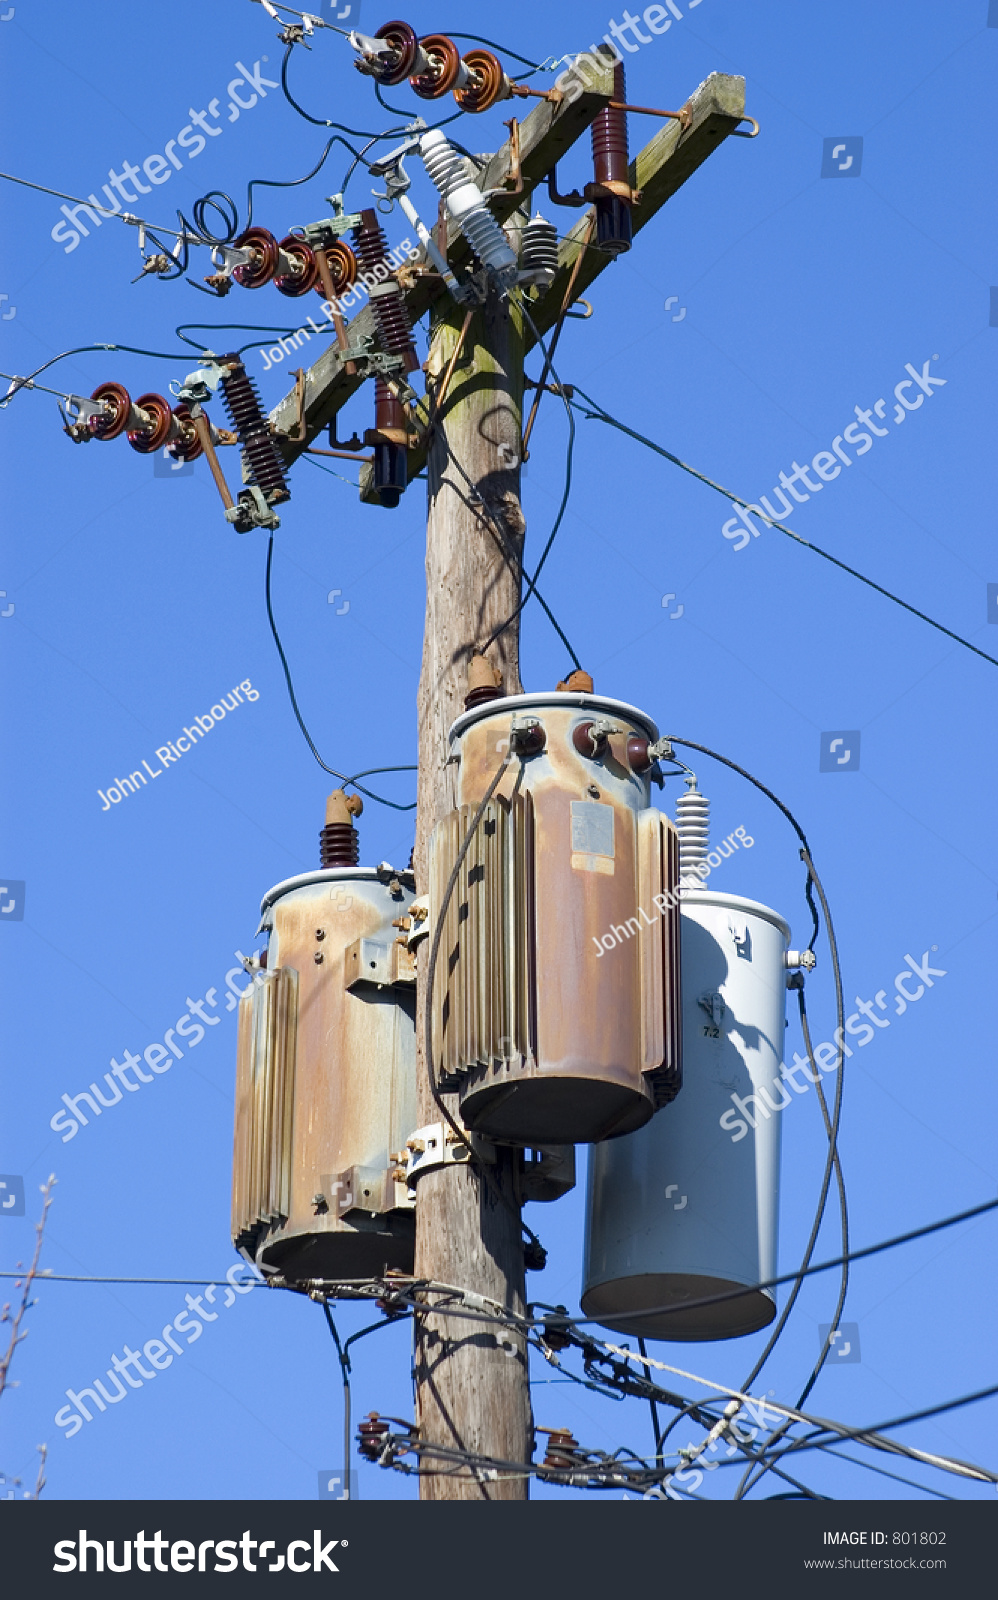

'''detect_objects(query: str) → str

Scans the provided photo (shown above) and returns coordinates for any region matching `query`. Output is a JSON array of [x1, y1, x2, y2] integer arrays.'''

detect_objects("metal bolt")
[[314, 951, 324, 964], [587, 784, 600, 799], [316, 928, 326, 940]]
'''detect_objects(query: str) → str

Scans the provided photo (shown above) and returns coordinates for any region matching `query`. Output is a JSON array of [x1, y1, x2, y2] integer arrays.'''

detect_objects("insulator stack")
[[358, 1414, 390, 1460], [675, 776, 710, 881], [541, 1428, 582, 1474], [233, 227, 281, 289], [591, 58, 632, 256], [420, 130, 518, 287], [88, 381, 133, 440], [409, 33, 467, 99], [167, 403, 205, 463], [273, 234, 319, 297], [219, 354, 290, 504], [319, 789, 362, 867], [321, 239, 359, 298], [352, 22, 422, 85], [520, 213, 558, 285], [126, 393, 173, 454], [454, 48, 512, 114], [85, 383, 222, 462], [352, 210, 418, 372]]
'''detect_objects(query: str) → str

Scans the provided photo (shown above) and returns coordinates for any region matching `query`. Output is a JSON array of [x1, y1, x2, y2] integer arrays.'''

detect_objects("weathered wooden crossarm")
[[522, 71, 747, 353], [265, 61, 618, 465], [264, 70, 746, 484]]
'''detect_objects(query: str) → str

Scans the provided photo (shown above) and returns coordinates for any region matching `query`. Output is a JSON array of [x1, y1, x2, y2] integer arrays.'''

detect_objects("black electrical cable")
[[806, 1443, 954, 1500], [280, 41, 459, 138], [638, 1334, 664, 1469], [12, 1197, 993, 1291], [0, 343, 209, 407], [321, 1303, 352, 1492], [421, 752, 547, 1265], [663, 734, 820, 949], [440, 34, 546, 69], [373, 79, 466, 130], [656, 735, 849, 1455], [567, 1192, 998, 1332], [344, 765, 417, 787], [281, 41, 387, 133], [739, 1384, 998, 1483], [571, 385, 998, 674], [734, 984, 849, 1500], [176, 136, 368, 263], [483, 299, 577, 658], [264, 533, 416, 810], [595, 1344, 996, 1487], [259, 1191, 998, 1340], [174, 321, 303, 350]]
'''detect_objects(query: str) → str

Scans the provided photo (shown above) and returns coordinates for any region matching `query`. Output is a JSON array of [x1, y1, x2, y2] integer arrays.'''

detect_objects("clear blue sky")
[[1, 0, 995, 1503]]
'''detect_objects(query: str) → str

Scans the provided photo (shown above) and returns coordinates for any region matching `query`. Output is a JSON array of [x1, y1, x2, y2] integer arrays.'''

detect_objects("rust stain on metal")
[[428, 696, 682, 1145], [232, 872, 418, 1281]]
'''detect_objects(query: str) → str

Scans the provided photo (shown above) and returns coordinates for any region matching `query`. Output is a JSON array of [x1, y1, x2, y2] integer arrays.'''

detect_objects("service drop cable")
[[564, 1193, 998, 1333], [264, 533, 416, 810], [0, 345, 212, 407], [572, 386, 998, 674], [9, 1196, 995, 1305], [598, 1345, 997, 1487], [738, 1384, 998, 1487]]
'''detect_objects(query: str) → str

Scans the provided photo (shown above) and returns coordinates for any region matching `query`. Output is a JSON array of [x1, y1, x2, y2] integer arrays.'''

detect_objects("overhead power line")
[[572, 385, 998, 673]]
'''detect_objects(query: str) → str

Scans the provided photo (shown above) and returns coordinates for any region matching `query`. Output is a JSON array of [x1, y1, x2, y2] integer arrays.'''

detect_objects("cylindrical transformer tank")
[[430, 692, 682, 1146], [232, 863, 417, 1282], [581, 887, 790, 1339]]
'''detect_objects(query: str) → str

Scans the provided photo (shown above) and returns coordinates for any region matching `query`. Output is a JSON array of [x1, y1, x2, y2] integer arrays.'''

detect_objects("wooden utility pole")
[[411, 291, 531, 1499], [263, 66, 747, 1500]]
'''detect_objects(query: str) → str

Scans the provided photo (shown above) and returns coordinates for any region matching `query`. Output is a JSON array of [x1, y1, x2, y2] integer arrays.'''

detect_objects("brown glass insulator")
[[88, 381, 132, 440], [218, 354, 290, 503], [352, 210, 419, 373], [126, 393, 173, 454], [319, 823, 359, 868], [592, 61, 629, 185], [542, 1428, 581, 1471], [591, 59, 632, 256], [357, 1412, 390, 1461]]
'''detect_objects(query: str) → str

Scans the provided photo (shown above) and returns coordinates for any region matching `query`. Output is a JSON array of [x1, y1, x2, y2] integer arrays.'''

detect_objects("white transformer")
[[582, 785, 793, 1340]]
